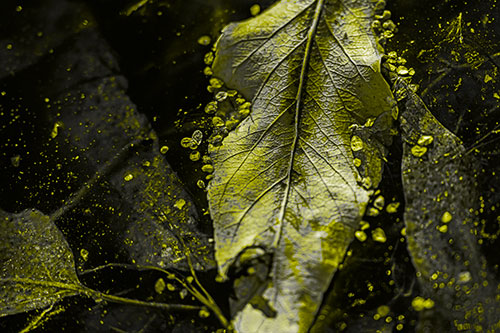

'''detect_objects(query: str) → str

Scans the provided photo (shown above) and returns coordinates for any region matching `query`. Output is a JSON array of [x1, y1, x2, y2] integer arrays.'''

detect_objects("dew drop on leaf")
[[50, 121, 64, 138], [215, 91, 228, 102], [351, 135, 364, 151], [201, 164, 214, 173], [411, 145, 427, 157], [204, 52, 214, 65], [198, 307, 210, 318], [155, 278, 166, 294], [249, 4, 260, 16], [174, 199, 186, 210], [373, 195, 385, 210], [80, 248, 89, 261], [372, 228, 387, 243], [377, 305, 390, 317], [417, 135, 434, 146], [180, 137, 192, 148], [355, 231, 367, 242], [190, 151, 201, 161], [205, 101, 217, 114], [438, 225, 448, 233], [160, 145, 169, 154], [386, 202, 400, 214], [197, 35, 211, 46], [441, 211, 453, 223]]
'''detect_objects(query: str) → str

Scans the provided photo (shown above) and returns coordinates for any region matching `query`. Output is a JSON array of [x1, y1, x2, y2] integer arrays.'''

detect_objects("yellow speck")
[[11, 155, 20, 167], [51, 121, 64, 138], [174, 199, 186, 210], [401, 227, 406, 236], [372, 228, 387, 243], [190, 151, 201, 161], [6, 44, 12, 50], [80, 248, 89, 261], [124, 173, 134, 181], [197, 35, 211, 46], [360, 220, 370, 230], [167, 283, 175, 291], [438, 225, 448, 233], [458, 271, 471, 283], [417, 135, 434, 146], [494, 92, 500, 100], [250, 4, 261, 16], [155, 278, 166, 294], [377, 305, 390, 317], [202, 164, 214, 173], [484, 74, 493, 83], [386, 202, 400, 214], [364, 117, 375, 127], [411, 296, 434, 311], [199, 308, 210, 318], [441, 211, 452, 223], [203, 66, 213, 76], [373, 195, 385, 210], [160, 145, 169, 154], [411, 145, 427, 157], [16, 6, 22, 12], [204, 52, 214, 65], [1, 91, 6, 96], [197, 179, 205, 189], [367, 207, 380, 217], [44, 97, 50, 103], [353, 158, 362, 167], [351, 135, 364, 151], [396, 324, 404, 330], [355, 230, 367, 242], [180, 137, 192, 148], [361, 176, 372, 189]]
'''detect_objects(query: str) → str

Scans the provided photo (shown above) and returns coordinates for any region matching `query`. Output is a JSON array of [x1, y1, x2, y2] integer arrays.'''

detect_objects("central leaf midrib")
[[273, 0, 325, 248]]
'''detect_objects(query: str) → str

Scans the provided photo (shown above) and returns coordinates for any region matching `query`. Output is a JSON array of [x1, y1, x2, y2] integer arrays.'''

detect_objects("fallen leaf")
[[35, 27, 214, 271], [0, 209, 81, 317], [397, 80, 500, 331], [207, 0, 395, 330]]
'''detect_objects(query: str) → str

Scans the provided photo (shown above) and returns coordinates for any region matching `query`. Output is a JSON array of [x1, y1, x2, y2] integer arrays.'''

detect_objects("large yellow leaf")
[[207, 0, 395, 330]]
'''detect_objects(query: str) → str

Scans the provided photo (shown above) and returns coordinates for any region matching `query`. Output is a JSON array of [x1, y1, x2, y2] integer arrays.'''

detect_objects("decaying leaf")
[[397, 81, 500, 331], [207, 0, 395, 330], [0, 209, 81, 316], [36, 27, 214, 271]]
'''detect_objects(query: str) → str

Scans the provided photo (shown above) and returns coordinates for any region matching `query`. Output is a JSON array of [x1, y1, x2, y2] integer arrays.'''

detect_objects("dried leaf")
[[37, 28, 214, 271], [397, 81, 500, 331], [207, 0, 395, 330], [0, 209, 81, 317]]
